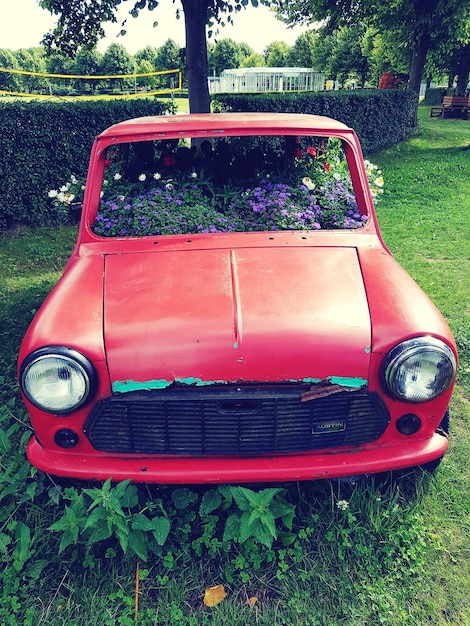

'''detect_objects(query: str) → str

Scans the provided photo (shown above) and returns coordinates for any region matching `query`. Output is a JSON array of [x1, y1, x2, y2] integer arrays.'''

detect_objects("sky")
[[1, 0, 311, 55]]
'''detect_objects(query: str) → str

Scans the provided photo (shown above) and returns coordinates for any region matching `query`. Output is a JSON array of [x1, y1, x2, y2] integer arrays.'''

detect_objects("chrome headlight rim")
[[382, 336, 456, 403], [20, 346, 97, 414]]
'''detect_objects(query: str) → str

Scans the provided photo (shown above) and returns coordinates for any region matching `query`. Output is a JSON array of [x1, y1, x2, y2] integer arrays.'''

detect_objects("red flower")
[[324, 162, 331, 172], [105, 159, 111, 167], [164, 155, 177, 167], [307, 147, 317, 157], [295, 148, 302, 159]]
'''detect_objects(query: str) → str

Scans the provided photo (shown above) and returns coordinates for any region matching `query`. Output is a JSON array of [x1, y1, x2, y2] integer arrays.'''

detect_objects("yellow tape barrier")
[[0, 66, 179, 80], [0, 67, 182, 98]]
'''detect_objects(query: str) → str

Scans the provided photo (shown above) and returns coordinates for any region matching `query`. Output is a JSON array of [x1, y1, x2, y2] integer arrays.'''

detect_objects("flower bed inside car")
[[91, 136, 383, 237]]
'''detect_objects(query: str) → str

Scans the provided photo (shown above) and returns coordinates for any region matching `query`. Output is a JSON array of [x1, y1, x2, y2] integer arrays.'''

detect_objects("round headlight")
[[383, 337, 456, 403], [21, 347, 96, 413]]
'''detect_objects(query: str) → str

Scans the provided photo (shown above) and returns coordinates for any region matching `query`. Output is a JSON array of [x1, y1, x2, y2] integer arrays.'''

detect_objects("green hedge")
[[0, 98, 175, 228], [212, 89, 419, 154], [423, 88, 446, 106]]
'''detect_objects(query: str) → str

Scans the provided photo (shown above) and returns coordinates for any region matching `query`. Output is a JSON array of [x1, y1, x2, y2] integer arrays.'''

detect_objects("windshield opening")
[[92, 134, 370, 237]]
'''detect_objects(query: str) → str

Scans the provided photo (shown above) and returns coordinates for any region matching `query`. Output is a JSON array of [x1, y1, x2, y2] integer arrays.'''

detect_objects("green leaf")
[[223, 514, 240, 543], [171, 487, 197, 510], [239, 510, 253, 543], [229, 486, 251, 512], [279, 531, 297, 546], [151, 516, 171, 546], [112, 479, 132, 502], [115, 525, 129, 554], [86, 523, 113, 545], [199, 489, 222, 517], [0, 531, 12, 554], [238, 486, 262, 509], [252, 522, 274, 548], [84, 507, 107, 530], [260, 509, 277, 539], [0, 428, 11, 453], [129, 529, 148, 561], [121, 483, 139, 509], [48, 484, 62, 505], [13, 523, 31, 569], [259, 488, 283, 508], [281, 508, 296, 531], [132, 513, 153, 532]]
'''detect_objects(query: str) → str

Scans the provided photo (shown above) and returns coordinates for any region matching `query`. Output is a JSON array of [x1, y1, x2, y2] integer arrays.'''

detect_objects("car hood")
[[103, 246, 371, 390]]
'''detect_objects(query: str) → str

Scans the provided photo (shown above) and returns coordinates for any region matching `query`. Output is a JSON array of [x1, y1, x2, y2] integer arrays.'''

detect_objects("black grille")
[[83, 384, 390, 456]]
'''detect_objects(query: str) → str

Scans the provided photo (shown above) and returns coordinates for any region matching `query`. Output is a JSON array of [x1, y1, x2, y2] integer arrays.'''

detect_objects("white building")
[[208, 67, 325, 95]]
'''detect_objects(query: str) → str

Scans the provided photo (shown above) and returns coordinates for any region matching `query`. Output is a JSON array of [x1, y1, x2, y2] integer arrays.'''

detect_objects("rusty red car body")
[[18, 113, 457, 483]]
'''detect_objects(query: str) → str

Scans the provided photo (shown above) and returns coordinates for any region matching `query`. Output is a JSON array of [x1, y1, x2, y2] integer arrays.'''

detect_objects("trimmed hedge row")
[[212, 89, 419, 154], [0, 98, 175, 228]]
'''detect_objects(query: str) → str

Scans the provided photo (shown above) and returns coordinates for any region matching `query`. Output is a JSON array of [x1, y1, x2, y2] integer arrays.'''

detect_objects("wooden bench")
[[430, 96, 470, 119]]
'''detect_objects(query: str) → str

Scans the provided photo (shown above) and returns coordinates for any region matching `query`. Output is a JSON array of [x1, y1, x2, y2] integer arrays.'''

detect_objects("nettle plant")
[[90, 135, 383, 237]]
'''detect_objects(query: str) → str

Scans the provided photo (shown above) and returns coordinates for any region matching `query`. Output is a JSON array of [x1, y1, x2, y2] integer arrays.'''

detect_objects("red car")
[[18, 113, 457, 483]]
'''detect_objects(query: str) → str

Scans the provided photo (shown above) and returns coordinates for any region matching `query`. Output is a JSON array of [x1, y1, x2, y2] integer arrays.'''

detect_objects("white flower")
[[333, 172, 341, 181], [113, 173, 122, 180], [60, 184, 69, 192], [336, 500, 349, 511], [190, 172, 197, 178], [165, 183, 174, 190], [374, 176, 384, 188], [138, 173, 146, 182], [59, 192, 75, 205], [153, 172, 162, 180], [70, 175, 78, 184], [48, 189, 58, 198], [302, 176, 315, 190]]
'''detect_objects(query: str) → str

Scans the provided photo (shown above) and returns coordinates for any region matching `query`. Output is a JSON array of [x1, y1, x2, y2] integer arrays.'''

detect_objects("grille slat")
[[84, 384, 390, 456]]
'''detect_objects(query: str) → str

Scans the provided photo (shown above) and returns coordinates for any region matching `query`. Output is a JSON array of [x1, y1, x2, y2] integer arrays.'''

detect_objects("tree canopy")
[[272, 0, 470, 93], [39, 0, 268, 112]]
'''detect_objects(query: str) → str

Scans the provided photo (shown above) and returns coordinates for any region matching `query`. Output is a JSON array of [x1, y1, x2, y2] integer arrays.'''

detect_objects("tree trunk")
[[181, 0, 211, 113], [455, 43, 470, 96], [407, 33, 430, 95]]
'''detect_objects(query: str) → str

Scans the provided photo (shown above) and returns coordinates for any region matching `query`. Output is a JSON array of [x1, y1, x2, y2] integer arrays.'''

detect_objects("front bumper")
[[27, 432, 448, 483]]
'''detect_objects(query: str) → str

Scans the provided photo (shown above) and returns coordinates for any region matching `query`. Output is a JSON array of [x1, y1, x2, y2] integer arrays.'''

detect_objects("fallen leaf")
[[203, 584, 227, 607], [247, 596, 258, 607]]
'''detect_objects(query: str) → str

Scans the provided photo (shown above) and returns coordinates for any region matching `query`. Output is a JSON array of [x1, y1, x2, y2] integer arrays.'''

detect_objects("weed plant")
[[0, 108, 469, 625]]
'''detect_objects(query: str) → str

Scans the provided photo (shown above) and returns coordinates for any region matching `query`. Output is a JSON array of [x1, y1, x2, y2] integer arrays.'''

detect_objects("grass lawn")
[[0, 106, 468, 626]]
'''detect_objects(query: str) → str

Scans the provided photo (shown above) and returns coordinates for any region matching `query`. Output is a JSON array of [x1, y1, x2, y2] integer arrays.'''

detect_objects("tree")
[[39, 0, 267, 113], [14, 48, 48, 93], [0, 49, 21, 93], [155, 38, 184, 90], [73, 48, 102, 93], [271, 0, 470, 94], [264, 41, 290, 67], [329, 26, 369, 86], [155, 39, 181, 73], [287, 31, 317, 68], [101, 43, 134, 90], [209, 38, 244, 75], [240, 52, 266, 68]]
